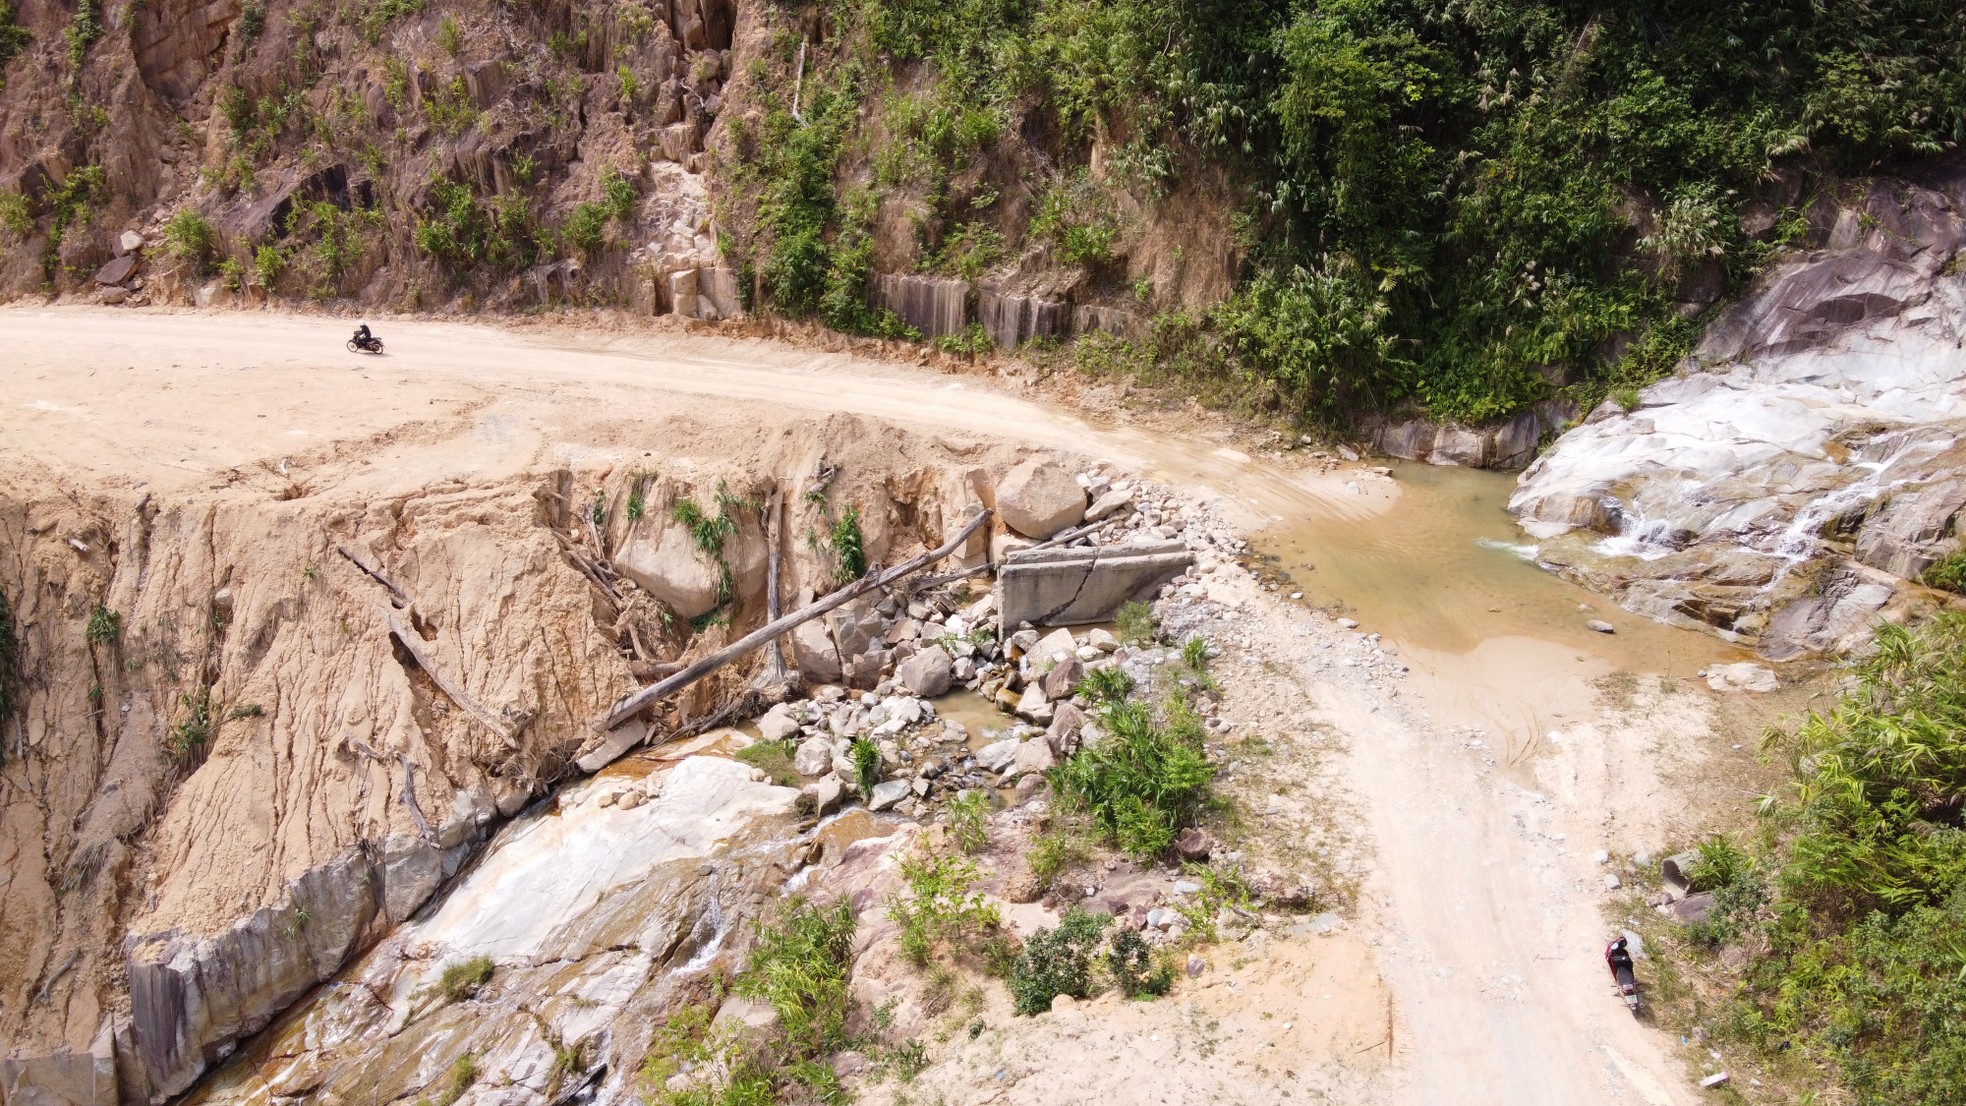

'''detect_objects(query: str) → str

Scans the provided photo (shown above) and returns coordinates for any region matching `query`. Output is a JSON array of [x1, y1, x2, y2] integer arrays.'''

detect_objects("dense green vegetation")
[[736, 0, 1965, 425], [642, 899, 858, 1105], [1684, 613, 1966, 1103], [1051, 690, 1214, 858]]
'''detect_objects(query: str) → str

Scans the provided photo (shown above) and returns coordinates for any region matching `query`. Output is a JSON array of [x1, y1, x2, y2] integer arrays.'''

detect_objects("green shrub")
[[1030, 170, 1119, 267], [164, 209, 218, 275], [0, 0, 30, 88], [359, 0, 422, 43], [1052, 696, 1213, 858], [63, 0, 99, 71], [0, 188, 29, 237], [1008, 907, 1108, 1015], [85, 604, 120, 646], [436, 955, 495, 1002], [828, 507, 865, 583], [414, 177, 543, 280], [886, 849, 1003, 968], [1921, 550, 1966, 594], [849, 736, 881, 796], [1114, 600, 1156, 646], [233, 0, 264, 47], [437, 14, 461, 55], [1107, 926, 1172, 998], [733, 897, 857, 1056], [601, 164, 637, 220], [426, 75, 480, 137], [252, 244, 286, 290], [947, 789, 989, 853], [561, 201, 608, 256]]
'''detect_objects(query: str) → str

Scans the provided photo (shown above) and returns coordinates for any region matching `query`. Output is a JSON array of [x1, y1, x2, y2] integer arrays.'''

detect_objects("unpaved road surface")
[[5, 306, 1704, 1105]]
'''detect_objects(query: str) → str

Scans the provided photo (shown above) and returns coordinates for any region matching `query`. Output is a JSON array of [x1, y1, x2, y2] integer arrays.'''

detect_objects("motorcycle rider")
[[352, 322, 375, 350]]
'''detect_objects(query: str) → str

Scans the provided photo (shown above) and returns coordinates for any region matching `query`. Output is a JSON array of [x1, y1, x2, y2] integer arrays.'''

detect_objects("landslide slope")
[[0, 335, 1022, 1102]]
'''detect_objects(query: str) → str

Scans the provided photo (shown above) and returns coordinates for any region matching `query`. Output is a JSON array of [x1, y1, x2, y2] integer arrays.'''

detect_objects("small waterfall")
[[1759, 434, 1943, 566], [677, 873, 727, 974]]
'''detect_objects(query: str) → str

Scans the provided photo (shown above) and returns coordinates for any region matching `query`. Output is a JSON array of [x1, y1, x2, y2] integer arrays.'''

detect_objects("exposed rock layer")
[[1511, 165, 1966, 650]]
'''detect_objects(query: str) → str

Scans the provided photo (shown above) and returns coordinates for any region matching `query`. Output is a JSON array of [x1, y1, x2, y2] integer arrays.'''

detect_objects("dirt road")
[[3, 306, 1703, 1104]]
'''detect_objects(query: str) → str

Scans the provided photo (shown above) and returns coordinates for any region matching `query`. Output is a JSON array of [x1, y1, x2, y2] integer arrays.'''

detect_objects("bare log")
[[590, 508, 991, 733], [910, 515, 1118, 592], [383, 608, 524, 748], [763, 490, 787, 683]]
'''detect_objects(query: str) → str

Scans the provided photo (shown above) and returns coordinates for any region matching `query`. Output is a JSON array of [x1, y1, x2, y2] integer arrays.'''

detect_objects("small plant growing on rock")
[[1114, 600, 1157, 646], [432, 1053, 475, 1106], [1921, 550, 1966, 594], [86, 604, 120, 646], [437, 14, 461, 54], [1079, 664, 1134, 706], [626, 470, 653, 522], [164, 209, 219, 275], [1172, 863, 1252, 943], [166, 689, 215, 760], [849, 736, 881, 796], [887, 850, 1003, 969], [435, 955, 495, 1003], [947, 789, 989, 853], [1009, 907, 1108, 1015]]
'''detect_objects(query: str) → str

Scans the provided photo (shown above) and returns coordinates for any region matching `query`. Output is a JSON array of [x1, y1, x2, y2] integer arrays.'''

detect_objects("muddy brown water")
[[1256, 461, 1739, 672]]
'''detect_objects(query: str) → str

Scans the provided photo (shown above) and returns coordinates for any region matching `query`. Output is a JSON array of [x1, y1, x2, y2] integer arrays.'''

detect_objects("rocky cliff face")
[[1510, 162, 1966, 655], [0, 418, 1007, 1104], [0, 0, 743, 311]]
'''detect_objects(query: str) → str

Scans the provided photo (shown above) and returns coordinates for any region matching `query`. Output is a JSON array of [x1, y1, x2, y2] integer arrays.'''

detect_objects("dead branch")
[[397, 754, 434, 842], [383, 608, 524, 749], [337, 543, 409, 607], [588, 508, 991, 735]]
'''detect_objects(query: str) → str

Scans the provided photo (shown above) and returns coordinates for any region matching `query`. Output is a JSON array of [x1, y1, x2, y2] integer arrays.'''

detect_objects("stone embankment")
[[1511, 165, 1966, 655]]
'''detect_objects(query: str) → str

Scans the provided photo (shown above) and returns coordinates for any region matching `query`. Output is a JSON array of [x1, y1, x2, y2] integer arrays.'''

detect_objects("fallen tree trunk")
[[763, 490, 787, 683], [589, 508, 991, 733]]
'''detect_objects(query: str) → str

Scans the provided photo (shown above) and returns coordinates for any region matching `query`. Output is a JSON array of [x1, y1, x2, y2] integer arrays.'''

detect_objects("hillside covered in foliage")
[[717, 0, 1965, 424]]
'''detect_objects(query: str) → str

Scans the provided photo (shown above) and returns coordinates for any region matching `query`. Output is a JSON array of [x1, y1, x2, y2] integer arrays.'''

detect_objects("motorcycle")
[[1607, 939, 1641, 1018], [346, 334, 385, 354]]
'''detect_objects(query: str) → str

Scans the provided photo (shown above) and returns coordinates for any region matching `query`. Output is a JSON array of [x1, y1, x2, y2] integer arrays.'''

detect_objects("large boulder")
[[794, 736, 834, 776], [616, 521, 723, 618], [789, 620, 843, 684], [897, 646, 953, 697], [996, 460, 1086, 539]]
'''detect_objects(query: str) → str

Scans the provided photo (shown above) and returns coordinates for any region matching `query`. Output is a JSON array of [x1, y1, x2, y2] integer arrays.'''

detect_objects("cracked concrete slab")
[[995, 539, 1193, 629]]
